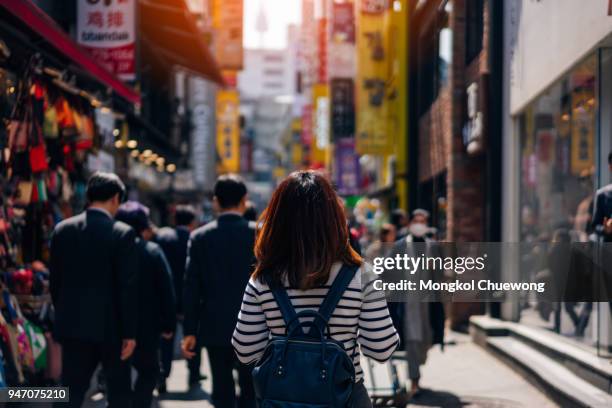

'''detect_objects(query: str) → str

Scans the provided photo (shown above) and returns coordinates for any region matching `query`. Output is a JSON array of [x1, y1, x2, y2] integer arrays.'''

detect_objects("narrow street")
[[121, 332, 556, 408]]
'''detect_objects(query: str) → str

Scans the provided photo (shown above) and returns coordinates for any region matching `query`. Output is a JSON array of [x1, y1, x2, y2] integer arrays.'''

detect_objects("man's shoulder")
[[190, 220, 219, 240], [596, 184, 612, 197], [156, 226, 178, 242], [53, 213, 85, 233], [144, 240, 164, 257], [112, 220, 134, 237]]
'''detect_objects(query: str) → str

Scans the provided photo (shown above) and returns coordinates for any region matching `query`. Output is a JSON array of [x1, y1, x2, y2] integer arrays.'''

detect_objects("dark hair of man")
[[608, 150, 612, 165], [253, 170, 362, 290], [86, 172, 126, 203], [175, 205, 196, 226], [214, 174, 247, 209], [116, 201, 150, 235], [390, 208, 407, 229]]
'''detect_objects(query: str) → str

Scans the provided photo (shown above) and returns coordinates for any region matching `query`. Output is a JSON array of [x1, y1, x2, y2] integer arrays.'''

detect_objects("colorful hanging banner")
[[330, 78, 355, 140], [216, 89, 241, 173], [334, 138, 361, 196], [312, 83, 330, 165], [355, 0, 395, 155], [211, 0, 244, 70], [77, 0, 136, 81]]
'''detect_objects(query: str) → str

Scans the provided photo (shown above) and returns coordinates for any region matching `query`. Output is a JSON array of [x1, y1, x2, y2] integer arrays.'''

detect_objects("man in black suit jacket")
[[155, 205, 200, 389], [592, 152, 612, 242], [49, 172, 138, 407], [183, 174, 256, 408], [116, 201, 176, 407]]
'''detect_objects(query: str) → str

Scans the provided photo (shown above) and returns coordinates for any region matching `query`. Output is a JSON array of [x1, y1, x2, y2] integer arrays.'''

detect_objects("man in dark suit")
[[591, 151, 612, 313], [116, 201, 176, 408], [155, 205, 201, 390], [592, 151, 612, 242], [49, 172, 138, 407], [182, 174, 256, 408]]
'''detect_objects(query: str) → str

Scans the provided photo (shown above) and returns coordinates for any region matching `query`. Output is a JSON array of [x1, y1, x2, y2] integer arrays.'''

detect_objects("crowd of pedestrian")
[[49, 169, 449, 407]]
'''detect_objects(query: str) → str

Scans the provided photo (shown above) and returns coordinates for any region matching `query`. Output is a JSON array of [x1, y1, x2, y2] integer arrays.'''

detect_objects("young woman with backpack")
[[232, 170, 400, 407]]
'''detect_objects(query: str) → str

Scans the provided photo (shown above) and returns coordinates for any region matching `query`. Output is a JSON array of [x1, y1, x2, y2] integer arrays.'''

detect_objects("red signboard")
[[77, 0, 136, 82]]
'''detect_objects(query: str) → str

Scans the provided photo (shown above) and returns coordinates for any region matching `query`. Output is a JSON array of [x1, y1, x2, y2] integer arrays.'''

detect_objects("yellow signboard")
[[355, 0, 395, 155], [216, 89, 240, 173], [312, 83, 330, 166]]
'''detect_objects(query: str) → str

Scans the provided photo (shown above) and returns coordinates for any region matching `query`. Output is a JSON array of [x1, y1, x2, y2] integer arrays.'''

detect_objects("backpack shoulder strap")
[[267, 277, 303, 336], [309, 264, 359, 336]]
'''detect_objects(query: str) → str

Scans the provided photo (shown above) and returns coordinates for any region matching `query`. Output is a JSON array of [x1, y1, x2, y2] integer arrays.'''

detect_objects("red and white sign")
[[77, 0, 136, 81]]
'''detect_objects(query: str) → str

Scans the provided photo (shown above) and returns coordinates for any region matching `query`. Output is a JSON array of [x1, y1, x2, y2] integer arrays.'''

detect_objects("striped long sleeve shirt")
[[231, 262, 400, 381]]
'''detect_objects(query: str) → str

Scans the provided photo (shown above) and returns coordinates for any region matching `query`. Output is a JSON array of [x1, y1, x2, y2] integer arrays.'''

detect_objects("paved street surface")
[[412, 333, 557, 407], [79, 332, 557, 407]]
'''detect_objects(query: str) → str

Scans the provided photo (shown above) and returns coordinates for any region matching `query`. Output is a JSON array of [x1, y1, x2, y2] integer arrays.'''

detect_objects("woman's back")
[[232, 262, 399, 381]]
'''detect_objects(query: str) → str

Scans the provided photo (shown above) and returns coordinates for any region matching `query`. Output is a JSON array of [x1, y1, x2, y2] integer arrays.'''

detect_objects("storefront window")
[[516, 54, 608, 353], [519, 54, 596, 243]]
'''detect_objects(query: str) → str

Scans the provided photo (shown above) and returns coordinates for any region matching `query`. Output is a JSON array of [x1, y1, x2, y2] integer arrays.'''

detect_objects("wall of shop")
[[502, 1, 612, 348], [507, 0, 612, 114]]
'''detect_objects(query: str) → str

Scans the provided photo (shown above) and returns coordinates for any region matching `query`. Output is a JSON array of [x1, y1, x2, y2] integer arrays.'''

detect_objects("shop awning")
[[0, 0, 140, 105], [139, 0, 224, 85]]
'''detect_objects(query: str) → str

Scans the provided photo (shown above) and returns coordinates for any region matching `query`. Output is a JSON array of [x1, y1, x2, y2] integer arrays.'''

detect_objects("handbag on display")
[[14, 180, 33, 206], [55, 98, 77, 139], [7, 119, 29, 152], [29, 120, 48, 174], [42, 98, 59, 139]]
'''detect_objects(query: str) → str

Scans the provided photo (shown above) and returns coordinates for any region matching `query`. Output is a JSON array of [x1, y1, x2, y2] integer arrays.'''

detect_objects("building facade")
[[502, 0, 612, 351]]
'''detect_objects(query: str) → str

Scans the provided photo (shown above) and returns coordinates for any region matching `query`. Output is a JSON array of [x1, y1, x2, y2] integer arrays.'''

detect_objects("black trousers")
[[132, 343, 159, 408], [57, 339, 131, 408], [206, 346, 255, 408]]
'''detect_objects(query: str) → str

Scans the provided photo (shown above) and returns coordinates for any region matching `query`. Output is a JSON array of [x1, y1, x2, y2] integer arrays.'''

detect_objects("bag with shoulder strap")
[[252, 264, 359, 408]]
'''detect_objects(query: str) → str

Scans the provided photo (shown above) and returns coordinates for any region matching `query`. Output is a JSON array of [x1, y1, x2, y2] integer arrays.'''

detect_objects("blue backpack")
[[252, 264, 359, 407]]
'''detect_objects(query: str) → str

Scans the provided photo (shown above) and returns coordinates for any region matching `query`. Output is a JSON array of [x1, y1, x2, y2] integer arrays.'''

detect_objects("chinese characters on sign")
[[77, 0, 136, 81]]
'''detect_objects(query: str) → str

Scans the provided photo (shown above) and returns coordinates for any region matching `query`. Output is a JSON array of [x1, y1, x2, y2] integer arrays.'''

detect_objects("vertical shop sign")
[[301, 104, 314, 146], [212, 0, 244, 70], [77, 0, 136, 81], [189, 76, 217, 189], [317, 13, 328, 83], [570, 93, 595, 175], [328, 1, 355, 79], [330, 78, 355, 140], [334, 138, 360, 195], [355, 0, 394, 154], [216, 89, 241, 173], [331, 1, 355, 42], [312, 84, 330, 165]]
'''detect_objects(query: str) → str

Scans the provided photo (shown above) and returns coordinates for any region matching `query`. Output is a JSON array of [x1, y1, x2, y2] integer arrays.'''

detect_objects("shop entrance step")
[[487, 336, 612, 408]]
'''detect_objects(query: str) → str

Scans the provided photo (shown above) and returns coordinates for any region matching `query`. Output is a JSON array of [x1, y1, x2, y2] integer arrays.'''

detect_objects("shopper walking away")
[[49, 172, 138, 407], [591, 151, 612, 314], [155, 204, 201, 390], [116, 201, 176, 407], [390, 208, 445, 398], [232, 171, 400, 407], [591, 151, 612, 242], [182, 174, 256, 407]]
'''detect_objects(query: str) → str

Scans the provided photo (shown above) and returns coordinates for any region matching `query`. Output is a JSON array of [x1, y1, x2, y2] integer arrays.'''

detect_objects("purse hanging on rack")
[[42, 95, 58, 140], [29, 120, 48, 174], [7, 99, 30, 153]]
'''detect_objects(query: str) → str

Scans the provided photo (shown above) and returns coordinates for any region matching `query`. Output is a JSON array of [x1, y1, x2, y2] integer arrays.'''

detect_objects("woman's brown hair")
[[253, 170, 362, 289]]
